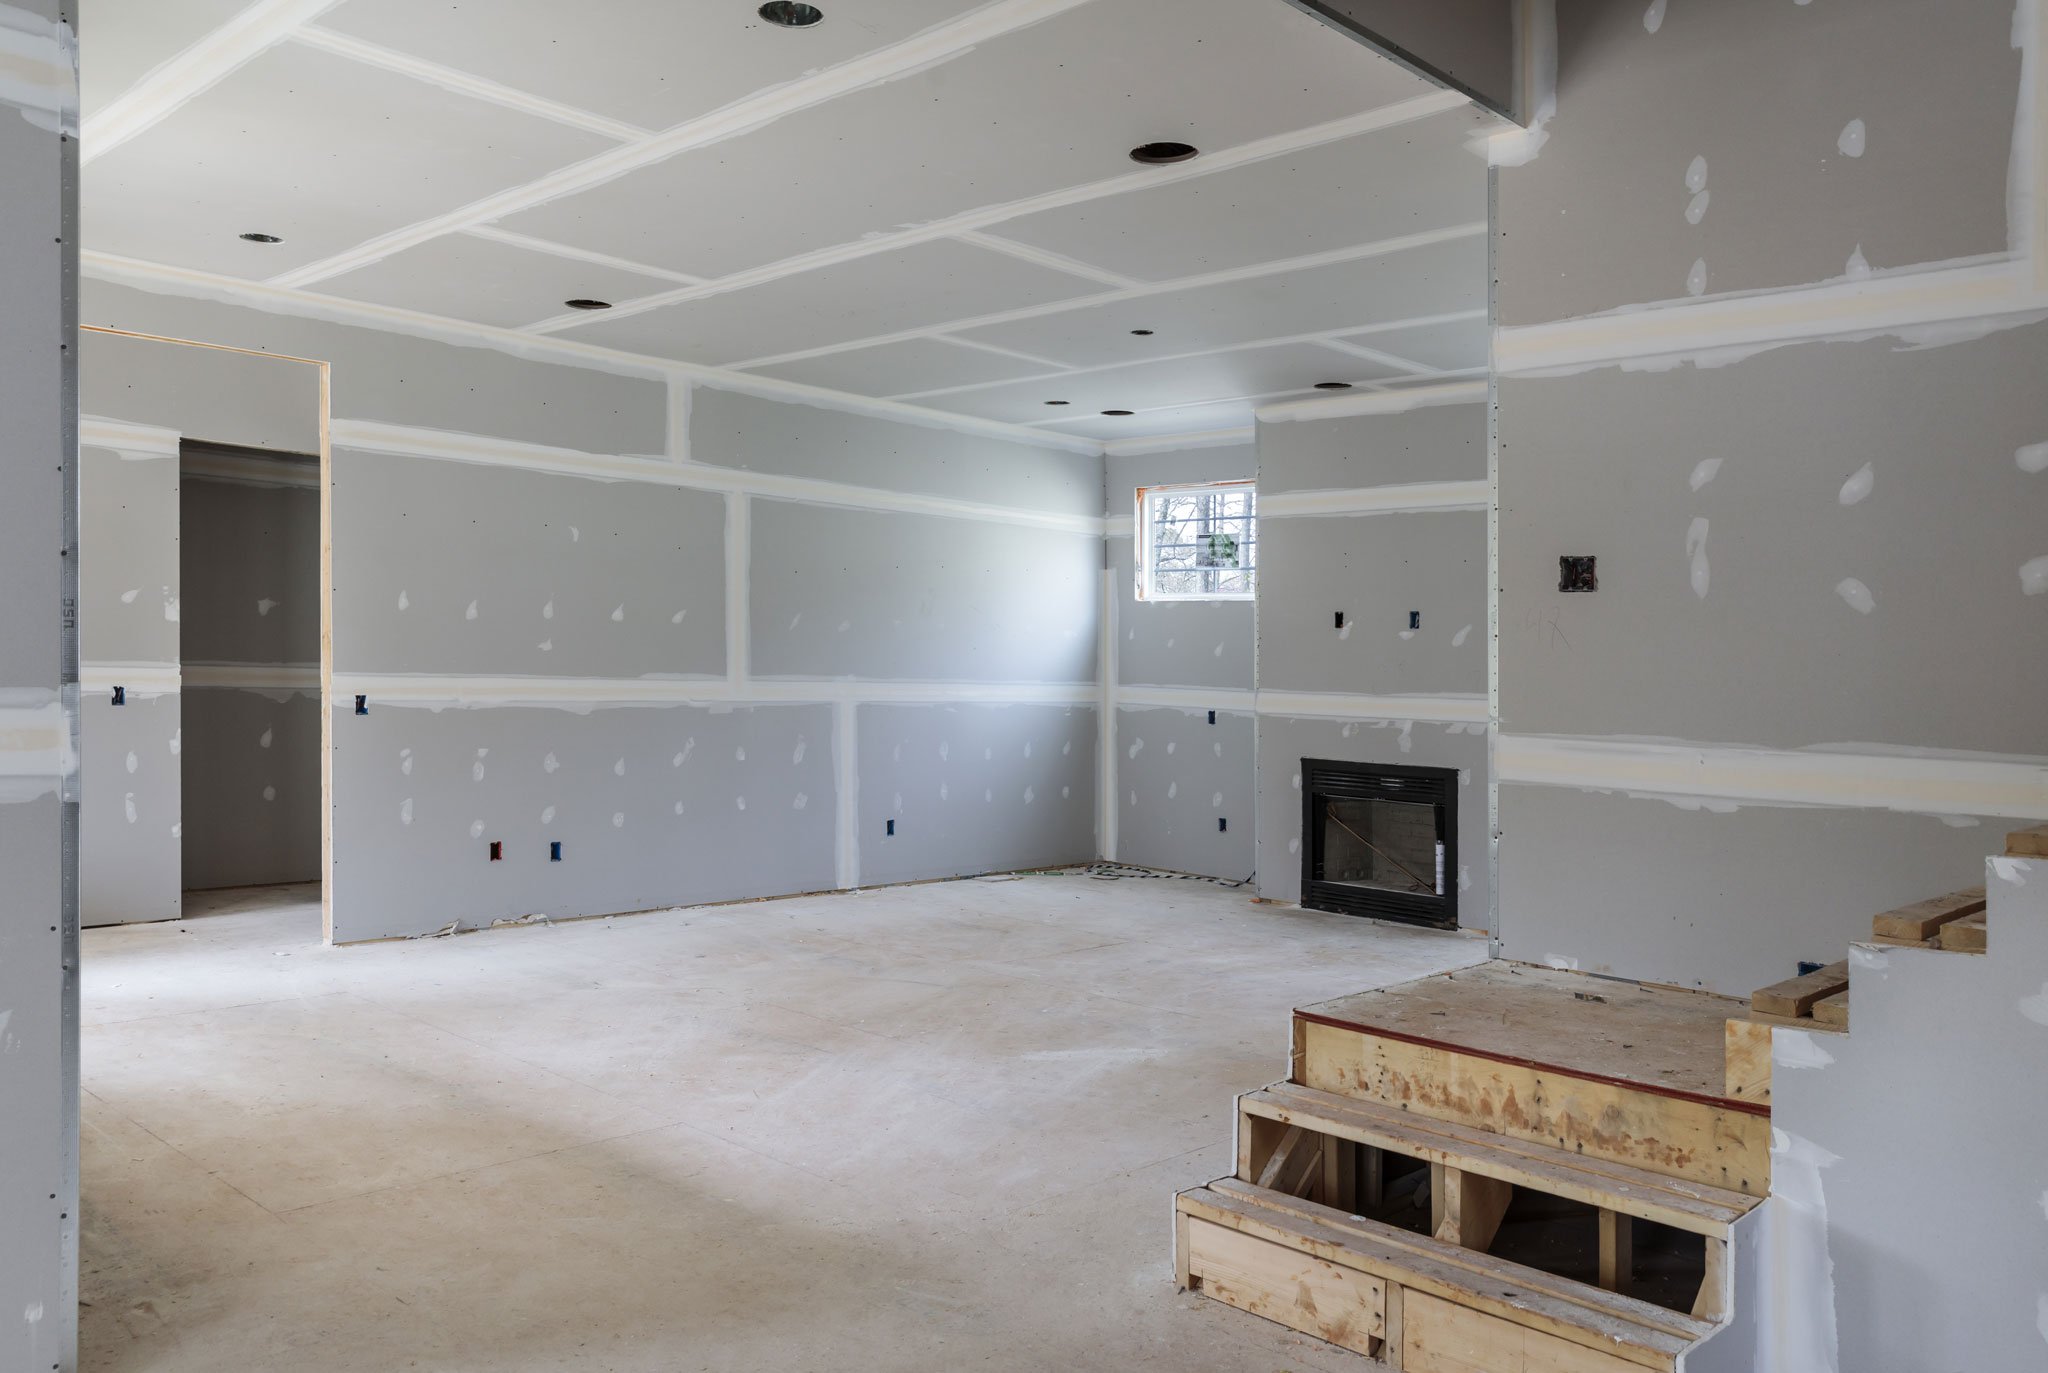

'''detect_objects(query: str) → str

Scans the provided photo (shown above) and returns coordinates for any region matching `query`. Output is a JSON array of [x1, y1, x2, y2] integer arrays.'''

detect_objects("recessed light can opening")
[[239, 232, 282, 243], [1314, 381, 1354, 390], [759, 2, 824, 26], [1101, 409, 1135, 416], [1130, 329, 1155, 336], [564, 298, 613, 310], [1129, 142, 1198, 165]]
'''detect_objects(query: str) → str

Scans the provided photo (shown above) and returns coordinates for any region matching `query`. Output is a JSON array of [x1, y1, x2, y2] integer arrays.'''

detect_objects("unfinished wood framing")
[[1293, 1018, 1773, 1196], [1811, 990, 1850, 1030], [1598, 1209, 1633, 1295], [1750, 961, 1850, 1018], [1722, 1017, 1773, 1104], [1940, 913, 1989, 953], [1431, 1164, 1513, 1251], [2008, 824, 2048, 858], [1871, 888, 1987, 942]]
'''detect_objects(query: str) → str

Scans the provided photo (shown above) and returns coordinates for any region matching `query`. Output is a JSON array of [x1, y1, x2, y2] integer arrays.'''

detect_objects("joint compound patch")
[[2019, 982, 2048, 1026], [1686, 518, 1711, 598], [1835, 578, 1876, 614], [1776, 1029, 1837, 1070]]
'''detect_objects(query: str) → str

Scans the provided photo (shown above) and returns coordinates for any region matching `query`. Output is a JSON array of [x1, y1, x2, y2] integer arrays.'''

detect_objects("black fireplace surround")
[[1300, 758, 1459, 930]]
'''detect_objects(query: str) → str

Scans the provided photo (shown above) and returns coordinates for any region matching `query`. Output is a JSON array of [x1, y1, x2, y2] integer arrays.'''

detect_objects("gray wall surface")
[[1498, 325, 2048, 755], [749, 503, 1096, 685], [1106, 444, 1258, 879], [1491, 0, 2048, 991], [1766, 853, 2048, 1373], [1494, 0, 2021, 326], [1, 2, 78, 1365], [181, 470, 320, 890], [856, 704, 1097, 886], [1254, 404, 1492, 928], [1114, 706, 1256, 882], [332, 450, 727, 679], [78, 440, 181, 926], [331, 701, 839, 941]]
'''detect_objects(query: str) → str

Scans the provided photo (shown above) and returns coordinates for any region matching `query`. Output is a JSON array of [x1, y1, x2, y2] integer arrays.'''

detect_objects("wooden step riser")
[[1295, 1018, 1772, 1198], [1177, 1184, 1708, 1372], [1239, 1086, 1754, 1239]]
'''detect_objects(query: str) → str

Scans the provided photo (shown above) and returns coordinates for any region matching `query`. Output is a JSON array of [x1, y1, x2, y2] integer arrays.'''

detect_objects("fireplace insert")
[[1300, 758, 1458, 929]]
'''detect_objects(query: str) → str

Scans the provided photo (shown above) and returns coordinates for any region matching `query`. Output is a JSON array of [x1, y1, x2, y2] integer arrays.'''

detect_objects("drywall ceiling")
[[80, 0, 1504, 443]]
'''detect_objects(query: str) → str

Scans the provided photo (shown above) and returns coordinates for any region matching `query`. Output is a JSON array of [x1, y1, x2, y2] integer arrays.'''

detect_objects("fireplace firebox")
[[1300, 758, 1458, 929]]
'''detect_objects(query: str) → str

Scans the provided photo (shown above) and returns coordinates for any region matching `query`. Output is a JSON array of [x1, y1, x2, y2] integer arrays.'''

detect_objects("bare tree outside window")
[[1139, 482, 1256, 600]]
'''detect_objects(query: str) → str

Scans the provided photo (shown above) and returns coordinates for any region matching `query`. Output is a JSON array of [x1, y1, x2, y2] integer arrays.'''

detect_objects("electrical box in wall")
[[1558, 556, 1598, 593]]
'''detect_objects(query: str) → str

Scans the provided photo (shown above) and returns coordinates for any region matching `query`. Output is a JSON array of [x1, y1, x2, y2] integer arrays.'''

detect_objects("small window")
[[1136, 480, 1256, 601]]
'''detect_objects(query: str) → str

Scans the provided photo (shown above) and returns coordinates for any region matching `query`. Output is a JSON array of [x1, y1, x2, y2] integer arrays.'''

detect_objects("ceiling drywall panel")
[[78, 0, 253, 117], [83, 42, 616, 279], [949, 231, 1487, 369], [911, 341, 1395, 422], [992, 107, 1493, 282], [741, 337, 1052, 398], [498, 0, 1440, 281], [1336, 313, 1489, 372], [317, 0, 988, 133], [316, 230, 683, 329], [1046, 396, 1271, 440], [567, 237, 1104, 367]]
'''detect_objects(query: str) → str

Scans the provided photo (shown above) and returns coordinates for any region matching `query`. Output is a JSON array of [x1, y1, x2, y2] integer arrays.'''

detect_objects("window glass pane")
[[1145, 484, 1255, 599]]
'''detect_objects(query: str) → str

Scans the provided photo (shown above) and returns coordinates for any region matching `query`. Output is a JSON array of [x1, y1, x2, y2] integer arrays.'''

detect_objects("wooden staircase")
[[1174, 823, 2048, 1369], [1175, 965, 1769, 1370], [1739, 824, 2045, 1041]]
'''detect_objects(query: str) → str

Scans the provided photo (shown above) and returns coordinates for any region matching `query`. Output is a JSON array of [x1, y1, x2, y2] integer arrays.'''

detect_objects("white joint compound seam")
[[330, 418, 1106, 534], [1497, 733, 2048, 819]]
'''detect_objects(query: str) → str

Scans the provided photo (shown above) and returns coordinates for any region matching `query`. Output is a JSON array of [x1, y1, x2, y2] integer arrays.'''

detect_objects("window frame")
[[1133, 478, 1258, 603]]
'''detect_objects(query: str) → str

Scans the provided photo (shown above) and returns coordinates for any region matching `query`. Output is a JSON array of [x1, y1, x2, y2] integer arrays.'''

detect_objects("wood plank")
[[1939, 913, 1988, 954], [1744, 1008, 1849, 1033], [1434, 1165, 1513, 1253], [1692, 1238, 1727, 1322], [1322, 1136, 1358, 1212], [1186, 1217, 1386, 1358], [1810, 990, 1850, 1030], [1722, 1018, 1771, 1105], [1295, 1020, 1774, 1197], [1598, 1210, 1633, 1294], [1404, 1290, 1653, 1373], [1871, 888, 1986, 941], [1256, 1124, 1321, 1197], [1240, 1084, 1756, 1236], [1174, 1209, 1191, 1291], [2008, 824, 2048, 858], [1750, 961, 1849, 1018], [1197, 1180, 1714, 1346]]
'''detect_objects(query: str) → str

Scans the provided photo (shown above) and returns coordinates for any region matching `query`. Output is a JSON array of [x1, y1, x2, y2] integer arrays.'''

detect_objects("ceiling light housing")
[[1044, 400, 1070, 406], [1130, 329, 1155, 336], [1314, 382, 1354, 390], [239, 232, 282, 243], [1129, 142, 1198, 165], [759, 2, 825, 27], [564, 298, 613, 311], [1101, 410, 1135, 417]]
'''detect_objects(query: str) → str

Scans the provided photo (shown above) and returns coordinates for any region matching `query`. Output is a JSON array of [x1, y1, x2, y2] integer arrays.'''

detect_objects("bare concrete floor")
[[81, 874, 1488, 1372]]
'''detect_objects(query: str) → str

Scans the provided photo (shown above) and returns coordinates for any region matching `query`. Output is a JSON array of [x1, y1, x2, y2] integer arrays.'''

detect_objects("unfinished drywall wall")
[[1253, 398, 1492, 926], [1761, 852, 2048, 1372], [82, 279, 1103, 941], [1491, 0, 2048, 992], [180, 458, 320, 890], [78, 427, 180, 925], [1104, 443, 1257, 879], [76, 329, 323, 927], [1493, 0, 2022, 325], [1, 2, 77, 1366]]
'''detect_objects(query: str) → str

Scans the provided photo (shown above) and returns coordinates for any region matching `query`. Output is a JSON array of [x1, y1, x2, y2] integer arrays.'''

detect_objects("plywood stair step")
[[1939, 911, 1988, 953], [1748, 960, 1851, 1031], [1241, 1083, 1757, 1239], [1869, 887, 1987, 947], [1177, 1179, 1715, 1372]]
